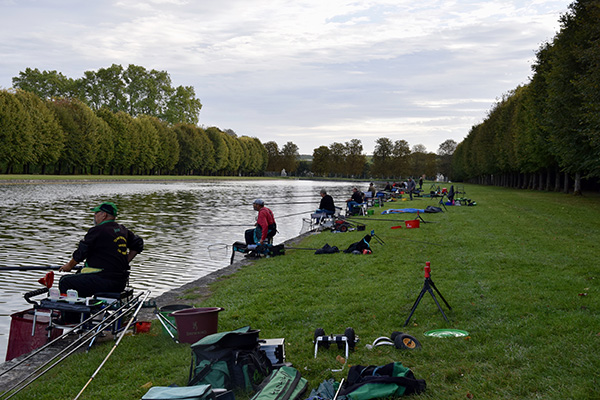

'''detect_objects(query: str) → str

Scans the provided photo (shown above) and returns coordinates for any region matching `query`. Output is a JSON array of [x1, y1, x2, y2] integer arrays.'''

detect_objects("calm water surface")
[[0, 179, 357, 360]]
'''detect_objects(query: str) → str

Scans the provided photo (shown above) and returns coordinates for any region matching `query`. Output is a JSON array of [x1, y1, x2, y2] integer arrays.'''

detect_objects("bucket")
[[159, 304, 192, 337], [405, 219, 420, 229], [170, 307, 224, 344], [367, 209, 374, 215]]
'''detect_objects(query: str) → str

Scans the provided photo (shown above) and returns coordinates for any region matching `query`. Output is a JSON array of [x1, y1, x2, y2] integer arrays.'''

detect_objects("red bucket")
[[170, 307, 224, 344], [405, 219, 420, 229]]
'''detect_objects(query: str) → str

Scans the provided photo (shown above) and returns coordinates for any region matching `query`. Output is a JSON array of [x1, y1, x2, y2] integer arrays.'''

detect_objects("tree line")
[[0, 90, 267, 175], [452, 0, 600, 194], [3, 63, 460, 179], [265, 137, 457, 180]]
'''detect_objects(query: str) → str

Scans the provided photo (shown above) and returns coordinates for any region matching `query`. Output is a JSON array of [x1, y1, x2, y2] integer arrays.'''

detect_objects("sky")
[[0, 0, 572, 155]]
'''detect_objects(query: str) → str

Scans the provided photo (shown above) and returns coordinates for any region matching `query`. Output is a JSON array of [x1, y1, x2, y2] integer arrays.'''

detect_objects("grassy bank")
[[10, 184, 600, 399]]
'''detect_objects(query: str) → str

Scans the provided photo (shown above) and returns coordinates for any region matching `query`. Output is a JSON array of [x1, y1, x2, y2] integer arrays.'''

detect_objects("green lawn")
[[9, 184, 600, 399]]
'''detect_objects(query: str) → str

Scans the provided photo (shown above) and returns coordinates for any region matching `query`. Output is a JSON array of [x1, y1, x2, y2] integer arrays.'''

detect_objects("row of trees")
[[262, 137, 457, 180], [4, 63, 459, 179], [452, 0, 600, 194], [0, 89, 267, 175]]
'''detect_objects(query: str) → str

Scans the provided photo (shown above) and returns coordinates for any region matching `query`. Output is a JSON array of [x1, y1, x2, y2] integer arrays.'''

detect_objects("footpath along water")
[[0, 179, 356, 360]]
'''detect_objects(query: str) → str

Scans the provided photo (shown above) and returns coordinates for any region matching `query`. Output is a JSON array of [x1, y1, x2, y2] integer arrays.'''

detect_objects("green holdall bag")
[[250, 366, 308, 400]]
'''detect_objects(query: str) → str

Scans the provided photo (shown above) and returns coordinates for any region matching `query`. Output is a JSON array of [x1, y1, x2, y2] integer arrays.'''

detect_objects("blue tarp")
[[381, 208, 425, 214]]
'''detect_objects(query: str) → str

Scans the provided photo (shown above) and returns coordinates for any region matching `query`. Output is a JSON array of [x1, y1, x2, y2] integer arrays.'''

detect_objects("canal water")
[[0, 179, 358, 360]]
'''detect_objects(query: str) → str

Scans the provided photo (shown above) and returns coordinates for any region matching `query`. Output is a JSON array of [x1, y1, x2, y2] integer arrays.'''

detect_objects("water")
[[0, 179, 357, 360]]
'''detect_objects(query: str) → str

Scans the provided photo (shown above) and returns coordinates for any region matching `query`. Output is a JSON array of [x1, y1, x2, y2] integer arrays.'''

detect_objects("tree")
[[134, 115, 160, 174], [392, 139, 410, 177], [329, 142, 347, 176], [281, 142, 299, 174], [50, 98, 100, 174], [12, 68, 77, 99], [80, 64, 127, 112], [206, 127, 230, 174], [345, 139, 366, 177], [372, 137, 394, 177], [312, 146, 331, 177], [164, 85, 203, 125], [0, 90, 35, 173], [150, 117, 180, 174], [97, 109, 136, 174], [437, 139, 457, 180], [14, 90, 65, 174], [264, 141, 281, 172]]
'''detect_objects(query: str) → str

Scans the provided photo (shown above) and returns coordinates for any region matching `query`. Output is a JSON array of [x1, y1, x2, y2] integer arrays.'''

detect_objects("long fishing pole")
[[74, 290, 150, 400], [0, 265, 82, 272], [0, 293, 145, 400]]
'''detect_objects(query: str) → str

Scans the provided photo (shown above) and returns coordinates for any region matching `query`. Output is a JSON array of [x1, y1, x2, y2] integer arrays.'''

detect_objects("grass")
[[8, 184, 600, 399]]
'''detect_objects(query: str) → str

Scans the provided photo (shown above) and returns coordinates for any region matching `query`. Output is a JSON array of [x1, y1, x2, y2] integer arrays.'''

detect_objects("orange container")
[[405, 219, 420, 229], [135, 321, 152, 333]]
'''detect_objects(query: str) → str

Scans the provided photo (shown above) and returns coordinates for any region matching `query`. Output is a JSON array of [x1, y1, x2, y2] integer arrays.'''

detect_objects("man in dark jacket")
[[58, 201, 143, 297], [316, 189, 336, 215]]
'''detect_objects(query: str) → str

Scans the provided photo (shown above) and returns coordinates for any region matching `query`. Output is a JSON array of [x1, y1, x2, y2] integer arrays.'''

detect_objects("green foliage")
[[15, 64, 203, 125], [14, 183, 600, 399]]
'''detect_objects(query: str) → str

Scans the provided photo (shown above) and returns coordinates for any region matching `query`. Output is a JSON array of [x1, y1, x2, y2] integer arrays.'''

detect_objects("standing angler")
[[58, 201, 144, 297]]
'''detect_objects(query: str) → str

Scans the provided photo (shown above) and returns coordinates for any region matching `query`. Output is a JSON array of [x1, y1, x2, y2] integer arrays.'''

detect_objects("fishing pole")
[[74, 290, 150, 400], [0, 293, 145, 400], [0, 265, 82, 272]]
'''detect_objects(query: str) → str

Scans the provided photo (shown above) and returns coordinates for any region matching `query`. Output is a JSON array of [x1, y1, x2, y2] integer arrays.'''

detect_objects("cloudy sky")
[[0, 0, 572, 154]]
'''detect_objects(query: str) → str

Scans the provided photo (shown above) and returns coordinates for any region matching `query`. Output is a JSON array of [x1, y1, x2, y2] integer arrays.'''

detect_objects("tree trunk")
[[554, 169, 561, 192], [573, 172, 582, 196], [563, 172, 569, 194]]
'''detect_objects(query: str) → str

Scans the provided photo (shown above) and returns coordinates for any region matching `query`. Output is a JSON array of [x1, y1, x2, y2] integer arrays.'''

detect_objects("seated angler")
[[58, 202, 143, 298], [315, 189, 336, 216], [346, 187, 364, 214], [245, 199, 277, 246]]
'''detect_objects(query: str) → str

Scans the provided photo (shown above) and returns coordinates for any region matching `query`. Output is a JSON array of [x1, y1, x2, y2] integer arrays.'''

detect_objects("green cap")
[[91, 201, 118, 217]]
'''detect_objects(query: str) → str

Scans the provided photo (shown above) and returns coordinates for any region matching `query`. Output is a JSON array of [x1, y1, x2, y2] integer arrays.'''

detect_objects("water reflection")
[[0, 179, 356, 359]]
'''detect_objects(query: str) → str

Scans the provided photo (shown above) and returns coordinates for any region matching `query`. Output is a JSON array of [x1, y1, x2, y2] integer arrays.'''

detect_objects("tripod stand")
[[403, 262, 451, 327]]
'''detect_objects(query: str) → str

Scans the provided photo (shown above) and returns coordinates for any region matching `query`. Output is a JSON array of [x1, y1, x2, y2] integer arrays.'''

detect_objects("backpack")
[[338, 362, 426, 400], [188, 326, 273, 392], [250, 366, 308, 400], [343, 235, 372, 253]]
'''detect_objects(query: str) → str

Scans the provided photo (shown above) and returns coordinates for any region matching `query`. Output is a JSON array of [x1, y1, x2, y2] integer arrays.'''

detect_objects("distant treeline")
[[453, 0, 600, 194]]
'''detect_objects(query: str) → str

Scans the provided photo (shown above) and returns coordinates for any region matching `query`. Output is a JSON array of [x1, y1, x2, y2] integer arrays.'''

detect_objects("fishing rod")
[[74, 290, 150, 400], [1, 292, 146, 400], [0, 265, 82, 272]]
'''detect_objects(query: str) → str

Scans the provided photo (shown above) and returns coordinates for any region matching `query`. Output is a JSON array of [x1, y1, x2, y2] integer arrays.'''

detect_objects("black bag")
[[188, 327, 273, 391], [339, 362, 426, 399], [343, 235, 372, 253]]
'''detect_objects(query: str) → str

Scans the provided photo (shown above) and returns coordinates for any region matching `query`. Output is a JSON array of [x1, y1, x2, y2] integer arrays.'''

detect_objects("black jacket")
[[319, 195, 336, 212], [73, 221, 144, 280]]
